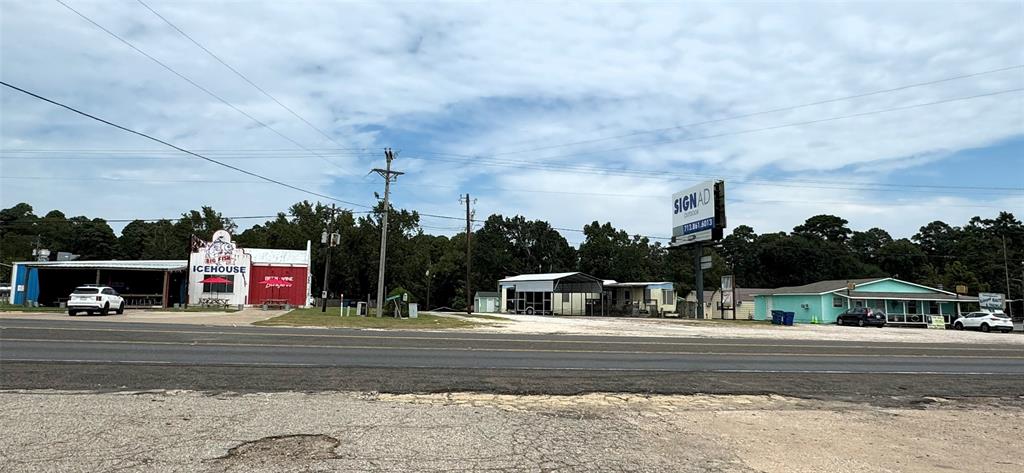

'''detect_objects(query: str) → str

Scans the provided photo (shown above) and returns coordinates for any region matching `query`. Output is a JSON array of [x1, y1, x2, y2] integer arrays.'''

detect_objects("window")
[[73, 287, 98, 294], [102, 288, 114, 295], [854, 300, 864, 308], [832, 296, 843, 308], [203, 275, 234, 294], [929, 302, 940, 314], [561, 292, 570, 303], [663, 290, 675, 305], [907, 301, 918, 314], [624, 290, 631, 301]]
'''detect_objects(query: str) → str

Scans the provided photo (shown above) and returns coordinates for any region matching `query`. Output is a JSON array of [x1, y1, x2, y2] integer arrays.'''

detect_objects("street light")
[[425, 268, 432, 312]]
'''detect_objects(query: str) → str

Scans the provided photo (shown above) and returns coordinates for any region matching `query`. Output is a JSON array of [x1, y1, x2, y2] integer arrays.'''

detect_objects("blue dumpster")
[[771, 310, 784, 325], [783, 311, 795, 326]]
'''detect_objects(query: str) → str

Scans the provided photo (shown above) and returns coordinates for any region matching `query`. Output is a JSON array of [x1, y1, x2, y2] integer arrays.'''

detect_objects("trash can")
[[771, 310, 784, 325], [783, 311, 795, 326]]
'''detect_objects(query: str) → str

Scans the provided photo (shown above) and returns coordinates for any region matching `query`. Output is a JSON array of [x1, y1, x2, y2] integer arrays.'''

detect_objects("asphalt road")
[[3, 318, 1023, 399]]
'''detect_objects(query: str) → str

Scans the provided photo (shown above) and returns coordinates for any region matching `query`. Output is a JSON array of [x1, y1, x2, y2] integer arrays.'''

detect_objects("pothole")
[[209, 434, 340, 466]]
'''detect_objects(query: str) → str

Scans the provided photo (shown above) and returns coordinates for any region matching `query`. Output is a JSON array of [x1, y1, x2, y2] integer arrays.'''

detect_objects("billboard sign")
[[671, 180, 725, 246], [978, 292, 1005, 311]]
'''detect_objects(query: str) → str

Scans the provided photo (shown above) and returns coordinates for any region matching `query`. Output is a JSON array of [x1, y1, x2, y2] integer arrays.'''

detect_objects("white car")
[[952, 311, 1014, 333], [68, 285, 125, 316]]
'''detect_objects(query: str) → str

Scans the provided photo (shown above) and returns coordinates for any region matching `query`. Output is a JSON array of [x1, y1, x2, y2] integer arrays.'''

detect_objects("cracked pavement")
[[1, 390, 1021, 472]]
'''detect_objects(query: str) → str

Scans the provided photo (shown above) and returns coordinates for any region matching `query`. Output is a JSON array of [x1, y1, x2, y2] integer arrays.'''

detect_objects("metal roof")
[[475, 291, 500, 298], [16, 260, 187, 271], [499, 272, 588, 283], [245, 248, 309, 265], [605, 281, 673, 288]]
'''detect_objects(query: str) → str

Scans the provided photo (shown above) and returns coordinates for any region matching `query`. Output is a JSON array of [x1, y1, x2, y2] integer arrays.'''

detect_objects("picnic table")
[[122, 293, 162, 308], [199, 297, 230, 308], [261, 298, 290, 310]]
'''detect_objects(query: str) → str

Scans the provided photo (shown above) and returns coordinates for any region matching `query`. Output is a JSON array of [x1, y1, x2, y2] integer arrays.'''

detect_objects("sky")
[[1, 0, 1022, 245]]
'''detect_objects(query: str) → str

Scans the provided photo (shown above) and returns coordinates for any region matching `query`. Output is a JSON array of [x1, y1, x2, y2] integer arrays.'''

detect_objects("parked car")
[[68, 285, 124, 316], [836, 307, 886, 327], [952, 311, 1013, 333]]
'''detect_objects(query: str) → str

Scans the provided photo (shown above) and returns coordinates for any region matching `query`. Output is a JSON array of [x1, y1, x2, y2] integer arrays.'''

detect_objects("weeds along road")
[[2, 318, 1023, 398]]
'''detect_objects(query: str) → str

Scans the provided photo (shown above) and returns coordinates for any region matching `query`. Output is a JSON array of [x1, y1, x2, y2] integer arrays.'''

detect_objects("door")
[[765, 297, 773, 319]]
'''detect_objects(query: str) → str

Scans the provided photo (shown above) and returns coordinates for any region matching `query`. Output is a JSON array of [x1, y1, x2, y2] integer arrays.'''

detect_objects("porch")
[[836, 291, 979, 326]]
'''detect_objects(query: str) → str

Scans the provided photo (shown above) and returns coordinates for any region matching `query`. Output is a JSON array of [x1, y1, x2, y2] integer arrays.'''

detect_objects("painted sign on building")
[[188, 230, 253, 306]]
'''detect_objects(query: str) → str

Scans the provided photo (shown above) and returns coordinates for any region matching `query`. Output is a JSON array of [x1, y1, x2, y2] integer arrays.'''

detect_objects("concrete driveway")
[[0, 308, 286, 326]]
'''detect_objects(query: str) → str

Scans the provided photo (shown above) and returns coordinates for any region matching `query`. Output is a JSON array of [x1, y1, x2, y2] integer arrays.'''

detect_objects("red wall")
[[248, 265, 308, 306]]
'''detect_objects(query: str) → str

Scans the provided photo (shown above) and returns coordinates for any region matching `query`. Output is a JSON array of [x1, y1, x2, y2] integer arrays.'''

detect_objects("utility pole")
[[372, 148, 403, 317], [460, 193, 474, 314], [694, 243, 704, 319], [1003, 235, 1012, 317], [320, 203, 336, 313]]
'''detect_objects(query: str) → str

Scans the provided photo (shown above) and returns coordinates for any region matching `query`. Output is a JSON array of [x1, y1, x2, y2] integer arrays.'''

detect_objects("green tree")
[[793, 215, 852, 244]]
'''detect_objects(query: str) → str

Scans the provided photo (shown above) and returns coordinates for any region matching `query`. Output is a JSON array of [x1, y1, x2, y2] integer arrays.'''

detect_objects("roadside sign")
[[927, 315, 946, 329], [700, 256, 713, 264], [978, 292, 1005, 311], [846, 282, 857, 292], [321, 290, 327, 298], [955, 284, 968, 294], [671, 180, 725, 246], [700, 261, 713, 270], [721, 275, 733, 291]]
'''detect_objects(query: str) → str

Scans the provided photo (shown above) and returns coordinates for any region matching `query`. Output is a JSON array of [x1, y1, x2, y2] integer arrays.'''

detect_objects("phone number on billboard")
[[682, 217, 714, 234]]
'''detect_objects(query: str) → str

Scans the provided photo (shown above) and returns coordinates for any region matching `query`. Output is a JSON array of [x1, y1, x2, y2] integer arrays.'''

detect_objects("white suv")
[[952, 311, 1014, 333], [68, 285, 125, 316]]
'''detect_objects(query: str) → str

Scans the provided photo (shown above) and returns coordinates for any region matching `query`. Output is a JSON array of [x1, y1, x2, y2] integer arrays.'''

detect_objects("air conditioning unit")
[[800, 303, 810, 309]]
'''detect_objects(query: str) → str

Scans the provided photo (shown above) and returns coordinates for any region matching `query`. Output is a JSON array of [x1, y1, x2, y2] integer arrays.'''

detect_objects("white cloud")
[[1, 0, 1021, 241]]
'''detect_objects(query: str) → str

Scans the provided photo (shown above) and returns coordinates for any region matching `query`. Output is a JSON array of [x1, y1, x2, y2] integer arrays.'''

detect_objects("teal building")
[[753, 278, 979, 326]]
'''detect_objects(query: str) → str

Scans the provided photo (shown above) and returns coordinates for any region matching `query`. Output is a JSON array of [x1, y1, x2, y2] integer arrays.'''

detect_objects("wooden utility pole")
[[372, 148, 403, 317], [320, 203, 336, 312], [461, 193, 474, 314]]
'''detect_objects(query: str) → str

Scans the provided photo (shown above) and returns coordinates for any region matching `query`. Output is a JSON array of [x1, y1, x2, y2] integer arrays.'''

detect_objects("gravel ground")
[[445, 312, 1024, 344], [1, 390, 1021, 473]]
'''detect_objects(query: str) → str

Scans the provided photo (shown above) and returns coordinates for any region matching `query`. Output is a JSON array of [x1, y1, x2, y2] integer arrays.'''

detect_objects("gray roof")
[[475, 291, 499, 298], [16, 260, 188, 271], [734, 288, 772, 301], [605, 281, 673, 288], [759, 278, 883, 295]]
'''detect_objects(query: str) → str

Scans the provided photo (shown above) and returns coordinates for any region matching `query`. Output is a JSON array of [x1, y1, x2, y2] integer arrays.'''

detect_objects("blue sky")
[[1, 0, 1022, 245]]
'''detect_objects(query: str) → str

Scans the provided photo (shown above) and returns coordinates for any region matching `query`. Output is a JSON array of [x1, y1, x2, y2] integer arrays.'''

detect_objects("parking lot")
[[0, 308, 286, 326], [440, 312, 1024, 344]]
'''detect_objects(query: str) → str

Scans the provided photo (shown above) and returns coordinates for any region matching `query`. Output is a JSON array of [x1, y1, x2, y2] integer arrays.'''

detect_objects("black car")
[[836, 307, 886, 327]]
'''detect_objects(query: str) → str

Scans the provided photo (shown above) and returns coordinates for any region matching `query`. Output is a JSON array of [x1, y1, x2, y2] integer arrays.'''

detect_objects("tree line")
[[2, 201, 1021, 307]]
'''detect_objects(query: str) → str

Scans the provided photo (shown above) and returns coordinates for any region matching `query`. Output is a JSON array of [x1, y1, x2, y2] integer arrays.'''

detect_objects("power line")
[[134, 0, 351, 152], [485, 64, 1024, 156], [53, 0, 353, 174], [0, 79, 371, 208], [3, 174, 1014, 209]]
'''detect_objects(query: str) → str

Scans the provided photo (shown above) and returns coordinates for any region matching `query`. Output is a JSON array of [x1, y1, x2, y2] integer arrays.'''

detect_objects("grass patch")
[[254, 308, 478, 329], [0, 304, 65, 313]]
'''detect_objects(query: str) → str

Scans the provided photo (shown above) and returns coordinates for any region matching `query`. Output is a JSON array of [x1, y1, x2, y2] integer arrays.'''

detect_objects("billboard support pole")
[[695, 243, 704, 320]]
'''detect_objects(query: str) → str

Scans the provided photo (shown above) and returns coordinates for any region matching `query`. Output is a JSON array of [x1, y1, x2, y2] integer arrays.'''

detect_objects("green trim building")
[[753, 278, 979, 326]]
